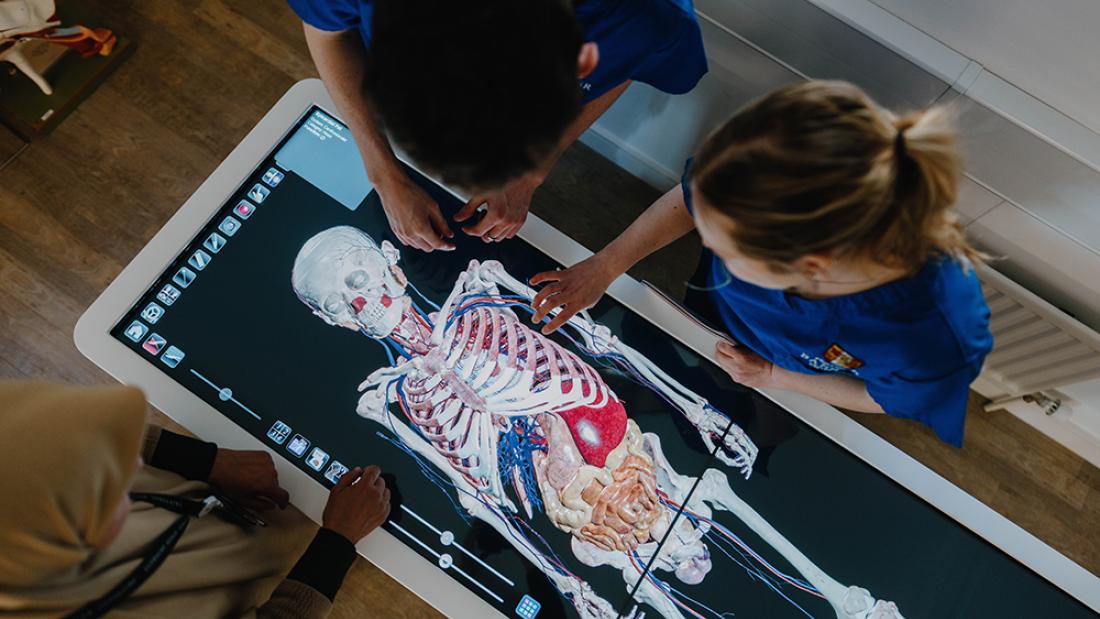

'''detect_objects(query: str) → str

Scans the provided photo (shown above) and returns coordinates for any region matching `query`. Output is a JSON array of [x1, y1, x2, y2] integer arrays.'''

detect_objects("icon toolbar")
[[247, 184, 270, 203], [262, 168, 284, 187], [218, 216, 241, 237], [324, 461, 348, 484], [142, 333, 166, 355], [516, 595, 541, 619], [306, 447, 330, 472], [287, 434, 310, 457], [173, 267, 196, 288], [157, 284, 181, 306], [267, 421, 291, 445], [234, 200, 256, 220], [188, 249, 211, 271], [161, 345, 185, 368], [124, 320, 148, 342], [141, 302, 164, 324], [204, 232, 226, 253]]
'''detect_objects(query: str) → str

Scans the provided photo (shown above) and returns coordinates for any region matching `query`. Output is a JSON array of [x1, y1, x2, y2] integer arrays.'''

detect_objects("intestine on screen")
[[291, 225, 903, 619]]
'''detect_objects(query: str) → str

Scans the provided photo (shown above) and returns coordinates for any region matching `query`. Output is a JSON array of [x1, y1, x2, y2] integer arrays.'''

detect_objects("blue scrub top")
[[682, 160, 993, 446], [287, 0, 708, 103]]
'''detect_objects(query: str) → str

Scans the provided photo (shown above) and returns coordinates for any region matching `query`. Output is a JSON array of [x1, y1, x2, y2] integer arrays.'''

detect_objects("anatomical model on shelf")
[[292, 225, 903, 619], [0, 0, 116, 95]]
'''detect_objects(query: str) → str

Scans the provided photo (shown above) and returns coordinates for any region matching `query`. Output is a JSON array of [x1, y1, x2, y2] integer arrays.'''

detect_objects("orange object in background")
[[25, 24, 116, 58], [0, 0, 116, 95]]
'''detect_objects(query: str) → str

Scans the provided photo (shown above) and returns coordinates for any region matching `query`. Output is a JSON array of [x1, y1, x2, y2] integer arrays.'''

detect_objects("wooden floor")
[[0, 1, 1096, 616]]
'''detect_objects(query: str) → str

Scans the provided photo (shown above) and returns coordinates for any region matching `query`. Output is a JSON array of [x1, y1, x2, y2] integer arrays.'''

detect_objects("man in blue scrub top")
[[289, 0, 707, 251]]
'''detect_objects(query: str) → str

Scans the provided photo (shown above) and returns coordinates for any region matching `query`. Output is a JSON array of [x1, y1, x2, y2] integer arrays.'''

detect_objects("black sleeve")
[[149, 430, 218, 481], [286, 528, 358, 602]]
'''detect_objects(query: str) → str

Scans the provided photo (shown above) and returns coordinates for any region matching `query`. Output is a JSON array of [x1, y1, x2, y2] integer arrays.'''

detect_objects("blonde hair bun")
[[692, 80, 983, 272]]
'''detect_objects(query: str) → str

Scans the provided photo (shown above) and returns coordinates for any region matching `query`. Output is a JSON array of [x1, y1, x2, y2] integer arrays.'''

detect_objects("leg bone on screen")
[[291, 226, 902, 619]]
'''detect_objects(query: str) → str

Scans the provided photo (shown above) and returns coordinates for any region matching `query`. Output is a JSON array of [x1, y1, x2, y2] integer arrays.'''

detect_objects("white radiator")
[[971, 264, 1100, 401]]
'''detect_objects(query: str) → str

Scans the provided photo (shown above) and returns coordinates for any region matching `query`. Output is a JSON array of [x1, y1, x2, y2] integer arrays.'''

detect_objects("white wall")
[[868, 0, 1100, 137], [1060, 378, 1100, 440]]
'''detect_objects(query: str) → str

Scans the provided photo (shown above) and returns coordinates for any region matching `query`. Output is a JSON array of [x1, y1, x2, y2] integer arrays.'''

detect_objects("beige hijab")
[[0, 381, 316, 618]]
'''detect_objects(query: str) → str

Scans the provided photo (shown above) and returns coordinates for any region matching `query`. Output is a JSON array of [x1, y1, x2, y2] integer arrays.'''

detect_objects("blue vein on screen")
[[356, 330, 414, 364], [407, 280, 441, 311], [189, 369, 262, 420]]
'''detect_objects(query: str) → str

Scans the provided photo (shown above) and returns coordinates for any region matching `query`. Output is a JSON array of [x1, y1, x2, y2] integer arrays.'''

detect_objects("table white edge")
[[74, 78, 1100, 615]]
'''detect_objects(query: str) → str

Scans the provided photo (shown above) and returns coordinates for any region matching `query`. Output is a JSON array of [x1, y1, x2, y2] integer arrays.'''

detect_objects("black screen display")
[[111, 107, 1095, 619]]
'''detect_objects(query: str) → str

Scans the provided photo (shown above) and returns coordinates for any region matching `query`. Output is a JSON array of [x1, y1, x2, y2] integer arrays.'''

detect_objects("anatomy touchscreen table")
[[77, 81, 1100, 619]]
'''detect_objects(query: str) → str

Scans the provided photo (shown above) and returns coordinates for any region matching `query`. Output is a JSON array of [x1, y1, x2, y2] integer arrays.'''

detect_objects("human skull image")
[[291, 226, 410, 338]]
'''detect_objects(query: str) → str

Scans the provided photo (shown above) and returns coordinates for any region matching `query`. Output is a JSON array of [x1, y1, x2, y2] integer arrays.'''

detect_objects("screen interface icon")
[[267, 421, 292, 445], [160, 346, 185, 368], [262, 167, 284, 187], [140, 302, 164, 324], [124, 320, 148, 342], [247, 184, 270, 203], [203, 232, 226, 254], [142, 333, 166, 355], [516, 595, 541, 619], [306, 447, 329, 471], [234, 200, 256, 220], [324, 461, 348, 484], [188, 249, 211, 271], [156, 284, 181, 306], [286, 434, 310, 457], [218, 216, 241, 237], [172, 267, 196, 288]]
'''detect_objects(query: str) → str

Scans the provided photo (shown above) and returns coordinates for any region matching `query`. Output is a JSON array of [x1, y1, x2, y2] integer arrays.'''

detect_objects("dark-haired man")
[[291, 0, 707, 251]]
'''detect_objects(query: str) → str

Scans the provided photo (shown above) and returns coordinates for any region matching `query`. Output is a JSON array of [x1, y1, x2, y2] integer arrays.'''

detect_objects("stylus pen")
[[641, 280, 738, 347]]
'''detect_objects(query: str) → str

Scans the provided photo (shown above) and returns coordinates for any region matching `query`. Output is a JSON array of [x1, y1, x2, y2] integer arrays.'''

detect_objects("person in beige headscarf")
[[0, 380, 391, 618]]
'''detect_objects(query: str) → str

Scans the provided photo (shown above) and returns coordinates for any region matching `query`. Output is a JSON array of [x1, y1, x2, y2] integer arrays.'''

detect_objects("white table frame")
[[75, 79, 1100, 617]]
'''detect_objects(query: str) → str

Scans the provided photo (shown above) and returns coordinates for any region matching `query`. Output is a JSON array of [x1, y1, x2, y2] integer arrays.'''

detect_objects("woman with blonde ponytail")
[[529, 80, 992, 446]]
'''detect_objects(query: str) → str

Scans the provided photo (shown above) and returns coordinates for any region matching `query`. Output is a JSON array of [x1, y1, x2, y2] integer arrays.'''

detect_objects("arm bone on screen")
[[693, 468, 904, 619], [472, 260, 758, 477]]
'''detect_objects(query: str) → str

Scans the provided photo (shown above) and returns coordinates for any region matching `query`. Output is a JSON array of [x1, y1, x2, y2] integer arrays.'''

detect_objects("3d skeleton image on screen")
[[292, 226, 903, 619]]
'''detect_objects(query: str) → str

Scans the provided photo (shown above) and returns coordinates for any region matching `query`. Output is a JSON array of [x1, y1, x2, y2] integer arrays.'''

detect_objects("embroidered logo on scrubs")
[[799, 353, 860, 376], [823, 343, 864, 370]]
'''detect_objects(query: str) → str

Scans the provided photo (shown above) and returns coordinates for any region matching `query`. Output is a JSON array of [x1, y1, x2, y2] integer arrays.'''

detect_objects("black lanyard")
[[63, 492, 257, 619]]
